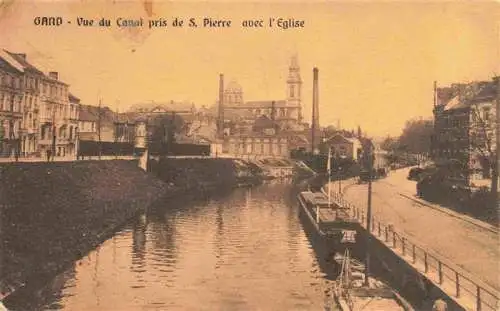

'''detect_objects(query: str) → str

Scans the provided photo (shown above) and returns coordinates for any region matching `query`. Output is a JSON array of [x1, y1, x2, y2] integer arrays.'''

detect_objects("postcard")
[[0, 1, 498, 310]]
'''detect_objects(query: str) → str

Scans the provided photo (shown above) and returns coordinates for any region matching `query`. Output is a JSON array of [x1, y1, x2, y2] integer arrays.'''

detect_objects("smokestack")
[[218, 74, 224, 138], [311, 67, 319, 154]]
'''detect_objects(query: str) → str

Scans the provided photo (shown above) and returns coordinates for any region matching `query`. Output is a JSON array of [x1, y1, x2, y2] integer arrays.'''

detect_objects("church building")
[[221, 55, 305, 132]]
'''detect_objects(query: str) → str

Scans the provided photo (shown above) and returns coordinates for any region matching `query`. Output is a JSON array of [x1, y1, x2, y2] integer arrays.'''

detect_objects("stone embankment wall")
[[0, 158, 262, 302]]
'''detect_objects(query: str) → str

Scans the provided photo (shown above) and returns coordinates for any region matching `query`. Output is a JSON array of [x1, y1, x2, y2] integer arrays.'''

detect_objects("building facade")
[[78, 104, 116, 143], [224, 135, 289, 158], [0, 51, 24, 158], [0, 50, 80, 159], [432, 78, 498, 182], [322, 134, 362, 161], [11, 52, 45, 157], [221, 113, 290, 158], [38, 71, 78, 158]]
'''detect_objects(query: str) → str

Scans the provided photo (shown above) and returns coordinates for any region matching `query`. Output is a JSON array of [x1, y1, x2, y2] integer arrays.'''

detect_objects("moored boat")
[[332, 249, 413, 311], [297, 190, 360, 246]]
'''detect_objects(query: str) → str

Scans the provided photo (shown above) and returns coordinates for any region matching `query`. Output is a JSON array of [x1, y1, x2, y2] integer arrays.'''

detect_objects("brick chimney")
[[311, 67, 319, 153], [218, 74, 224, 138], [48, 71, 58, 80]]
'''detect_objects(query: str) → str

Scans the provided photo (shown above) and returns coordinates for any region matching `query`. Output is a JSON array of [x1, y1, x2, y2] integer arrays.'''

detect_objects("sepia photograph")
[[0, 0, 498, 310]]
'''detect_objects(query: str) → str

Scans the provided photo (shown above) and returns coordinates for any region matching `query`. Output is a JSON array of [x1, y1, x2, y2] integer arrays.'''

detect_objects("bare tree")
[[466, 81, 498, 201]]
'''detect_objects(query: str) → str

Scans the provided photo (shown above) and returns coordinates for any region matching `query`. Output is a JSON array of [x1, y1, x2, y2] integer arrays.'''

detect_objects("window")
[[483, 107, 491, 122], [290, 85, 295, 98]]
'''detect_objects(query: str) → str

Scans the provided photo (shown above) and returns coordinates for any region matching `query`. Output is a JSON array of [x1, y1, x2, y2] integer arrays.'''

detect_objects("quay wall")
[[150, 157, 263, 190], [0, 158, 262, 302]]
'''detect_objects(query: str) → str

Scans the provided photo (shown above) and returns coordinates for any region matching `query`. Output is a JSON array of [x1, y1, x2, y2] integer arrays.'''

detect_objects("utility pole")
[[98, 98, 102, 160], [338, 164, 342, 194], [431, 81, 437, 159], [364, 139, 373, 286]]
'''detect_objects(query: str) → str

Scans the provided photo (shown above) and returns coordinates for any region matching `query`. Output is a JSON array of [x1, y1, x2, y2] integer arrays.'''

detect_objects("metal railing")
[[327, 190, 500, 311]]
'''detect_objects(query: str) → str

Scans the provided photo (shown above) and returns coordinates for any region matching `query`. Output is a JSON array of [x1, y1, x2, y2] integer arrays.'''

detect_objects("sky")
[[0, 0, 498, 137]]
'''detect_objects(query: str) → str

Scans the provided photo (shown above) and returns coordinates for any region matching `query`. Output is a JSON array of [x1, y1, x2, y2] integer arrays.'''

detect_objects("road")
[[330, 167, 500, 291]]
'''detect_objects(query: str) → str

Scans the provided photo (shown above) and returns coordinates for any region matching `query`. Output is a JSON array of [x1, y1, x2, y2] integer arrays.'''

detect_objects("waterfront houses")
[[0, 49, 80, 159], [222, 114, 289, 158], [38, 71, 78, 158], [78, 104, 117, 143], [322, 134, 363, 161], [0, 50, 25, 158], [432, 78, 498, 184]]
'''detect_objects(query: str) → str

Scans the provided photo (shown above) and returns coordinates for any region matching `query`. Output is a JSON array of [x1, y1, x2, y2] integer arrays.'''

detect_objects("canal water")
[[5, 180, 339, 311]]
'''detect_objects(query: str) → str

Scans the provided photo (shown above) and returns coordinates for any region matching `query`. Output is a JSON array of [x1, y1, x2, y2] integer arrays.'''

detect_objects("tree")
[[148, 113, 184, 155], [469, 98, 498, 199], [495, 77, 499, 199], [457, 77, 498, 202], [398, 118, 434, 155], [380, 136, 399, 152]]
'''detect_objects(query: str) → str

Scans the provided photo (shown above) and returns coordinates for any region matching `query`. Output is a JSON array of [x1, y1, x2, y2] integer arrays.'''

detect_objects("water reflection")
[[5, 181, 336, 311]]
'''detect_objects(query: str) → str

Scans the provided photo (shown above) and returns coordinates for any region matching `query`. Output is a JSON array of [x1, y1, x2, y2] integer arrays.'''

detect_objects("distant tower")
[[311, 67, 320, 154], [218, 74, 224, 138], [287, 54, 303, 122]]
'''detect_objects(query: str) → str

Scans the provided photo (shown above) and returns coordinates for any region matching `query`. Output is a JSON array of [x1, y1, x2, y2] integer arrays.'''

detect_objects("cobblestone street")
[[331, 168, 500, 291]]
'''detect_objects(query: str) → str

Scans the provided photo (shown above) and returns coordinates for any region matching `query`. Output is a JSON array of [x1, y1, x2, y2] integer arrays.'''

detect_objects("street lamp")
[[75, 126, 80, 160], [338, 165, 342, 194], [52, 105, 57, 162]]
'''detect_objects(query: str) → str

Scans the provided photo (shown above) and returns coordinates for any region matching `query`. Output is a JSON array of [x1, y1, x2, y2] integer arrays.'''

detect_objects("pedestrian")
[[432, 299, 447, 311], [46, 149, 51, 162]]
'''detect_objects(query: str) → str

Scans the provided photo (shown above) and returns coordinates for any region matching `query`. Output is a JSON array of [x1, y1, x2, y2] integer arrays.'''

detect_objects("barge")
[[297, 190, 413, 311]]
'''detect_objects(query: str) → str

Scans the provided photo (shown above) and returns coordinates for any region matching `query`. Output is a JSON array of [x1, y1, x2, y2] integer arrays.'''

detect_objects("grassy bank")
[[0, 160, 168, 300]]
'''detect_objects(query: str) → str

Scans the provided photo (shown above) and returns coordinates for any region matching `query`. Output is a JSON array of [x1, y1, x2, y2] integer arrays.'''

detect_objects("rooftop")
[[438, 79, 498, 111], [128, 101, 195, 113], [3, 50, 43, 75], [79, 105, 117, 125]]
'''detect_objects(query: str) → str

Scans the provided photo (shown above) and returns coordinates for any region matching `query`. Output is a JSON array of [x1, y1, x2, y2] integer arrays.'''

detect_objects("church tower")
[[286, 54, 303, 123]]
